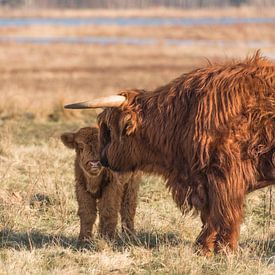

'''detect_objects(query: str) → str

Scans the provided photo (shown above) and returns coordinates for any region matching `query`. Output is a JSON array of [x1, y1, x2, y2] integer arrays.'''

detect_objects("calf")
[[61, 127, 139, 241]]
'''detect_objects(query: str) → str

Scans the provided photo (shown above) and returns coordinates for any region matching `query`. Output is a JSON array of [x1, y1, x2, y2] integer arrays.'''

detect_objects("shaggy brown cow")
[[61, 127, 139, 241], [65, 52, 274, 254]]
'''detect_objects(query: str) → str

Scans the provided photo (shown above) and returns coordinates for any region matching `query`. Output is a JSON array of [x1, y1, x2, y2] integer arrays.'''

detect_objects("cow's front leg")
[[195, 208, 217, 256], [120, 176, 140, 235]]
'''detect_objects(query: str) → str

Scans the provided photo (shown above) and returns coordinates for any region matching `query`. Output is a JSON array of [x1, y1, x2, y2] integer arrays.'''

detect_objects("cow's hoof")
[[77, 238, 95, 250], [193, 243, 213, 257]]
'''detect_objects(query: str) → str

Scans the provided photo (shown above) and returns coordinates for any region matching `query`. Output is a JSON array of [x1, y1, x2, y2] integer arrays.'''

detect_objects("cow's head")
[[64, 90, 147, 172], [61, 127, 103, 176]]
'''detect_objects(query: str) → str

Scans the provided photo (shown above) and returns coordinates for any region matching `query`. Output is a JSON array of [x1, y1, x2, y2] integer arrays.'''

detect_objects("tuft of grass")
[[0, 125, 13, 157]]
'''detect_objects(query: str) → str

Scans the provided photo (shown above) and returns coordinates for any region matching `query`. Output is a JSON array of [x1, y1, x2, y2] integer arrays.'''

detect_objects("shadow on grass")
[[114, 230, 187, 251], [2, 228, 272, 259], [0, 228, 185, 252], [0, 228, 79, 250]]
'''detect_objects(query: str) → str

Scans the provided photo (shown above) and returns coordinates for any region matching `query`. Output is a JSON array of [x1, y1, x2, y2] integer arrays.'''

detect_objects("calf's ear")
[[61, 133, 75, 149]]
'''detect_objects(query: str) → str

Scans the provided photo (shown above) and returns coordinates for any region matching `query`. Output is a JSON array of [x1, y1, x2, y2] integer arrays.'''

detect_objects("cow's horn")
[[64, 95, 126, 109]]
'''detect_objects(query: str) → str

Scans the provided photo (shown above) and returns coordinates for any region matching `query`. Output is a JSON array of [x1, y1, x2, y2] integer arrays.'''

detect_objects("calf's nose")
[[88, 161, 101, 168]]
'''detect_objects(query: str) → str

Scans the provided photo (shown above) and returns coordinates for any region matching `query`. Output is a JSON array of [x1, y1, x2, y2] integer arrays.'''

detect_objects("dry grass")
[[0, 8, 274, 274], [0, 42, 274, 117], [0, 117, 274, 274]]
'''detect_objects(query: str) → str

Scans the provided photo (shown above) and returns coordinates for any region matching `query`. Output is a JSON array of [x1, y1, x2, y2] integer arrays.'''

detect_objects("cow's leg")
[[98, 178, 123, 239], [213, 193, 244, 253], [215, 221, 241, 253], [76, 181, 97, 242], [195, 205, 218, 256], [120, 176, 139, 234], [206, 169, 245, 254]]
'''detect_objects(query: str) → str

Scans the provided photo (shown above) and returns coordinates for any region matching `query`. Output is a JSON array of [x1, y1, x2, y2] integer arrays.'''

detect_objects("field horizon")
[[0, 6, 275, 18]]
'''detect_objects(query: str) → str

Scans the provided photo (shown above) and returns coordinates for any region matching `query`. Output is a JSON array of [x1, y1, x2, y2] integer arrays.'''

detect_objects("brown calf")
[[61, 127, 139, 241]]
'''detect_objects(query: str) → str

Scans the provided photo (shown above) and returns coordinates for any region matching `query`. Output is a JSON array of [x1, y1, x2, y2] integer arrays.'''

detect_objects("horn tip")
[[64, 103, 89, 109], [64, 104, 76, 109], [64, 104, 71, 109]]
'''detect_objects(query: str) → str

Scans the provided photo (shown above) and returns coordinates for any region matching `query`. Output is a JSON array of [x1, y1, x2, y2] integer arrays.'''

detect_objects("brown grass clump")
[[0, 125, 13, 156]]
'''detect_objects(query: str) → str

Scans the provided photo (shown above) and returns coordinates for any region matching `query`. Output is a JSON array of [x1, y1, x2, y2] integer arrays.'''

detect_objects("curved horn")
[[64, 95, 126, 109]]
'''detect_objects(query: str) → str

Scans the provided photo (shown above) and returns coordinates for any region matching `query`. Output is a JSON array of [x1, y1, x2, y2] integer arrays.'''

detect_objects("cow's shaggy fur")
[[98, 52, 274, 254], [61, 127, 139, 241]]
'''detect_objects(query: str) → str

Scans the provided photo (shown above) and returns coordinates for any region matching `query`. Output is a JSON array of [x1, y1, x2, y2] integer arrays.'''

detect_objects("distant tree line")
[[1, 0, 274, 8]]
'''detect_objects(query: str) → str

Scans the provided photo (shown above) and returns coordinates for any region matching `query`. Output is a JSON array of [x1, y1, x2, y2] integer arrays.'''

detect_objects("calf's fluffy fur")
[[61, 127, 139, 241]]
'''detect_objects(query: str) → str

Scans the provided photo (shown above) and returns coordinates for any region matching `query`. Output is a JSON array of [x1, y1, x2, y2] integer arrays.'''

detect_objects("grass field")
[[0, 7, 274, 274]]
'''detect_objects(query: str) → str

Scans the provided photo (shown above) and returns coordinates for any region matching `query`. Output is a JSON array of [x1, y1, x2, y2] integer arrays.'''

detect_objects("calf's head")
[[61, 127, 103, 177]]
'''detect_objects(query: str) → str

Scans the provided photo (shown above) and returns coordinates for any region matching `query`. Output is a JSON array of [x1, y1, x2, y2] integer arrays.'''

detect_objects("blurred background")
[[0, 1, 274, 8], [0, 2, 274, 273], [0, 0, 274, 117]]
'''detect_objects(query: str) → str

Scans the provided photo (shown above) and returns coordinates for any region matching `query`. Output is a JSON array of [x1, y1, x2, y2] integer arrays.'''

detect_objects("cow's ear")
[[118, 90, 143, 136], [119, 90, 143, 106], [120, 112, 138, 136], [61, 133, 75, 149]]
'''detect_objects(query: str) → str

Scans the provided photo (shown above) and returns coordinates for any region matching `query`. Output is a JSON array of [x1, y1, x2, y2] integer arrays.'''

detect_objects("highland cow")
[[65, 52, 274, 254], [61, 127, 139, 241]]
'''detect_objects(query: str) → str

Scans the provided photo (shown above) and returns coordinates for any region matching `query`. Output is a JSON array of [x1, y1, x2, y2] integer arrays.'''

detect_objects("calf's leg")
[[76, 181, 97, 242], [98, 177, 123, 239]]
